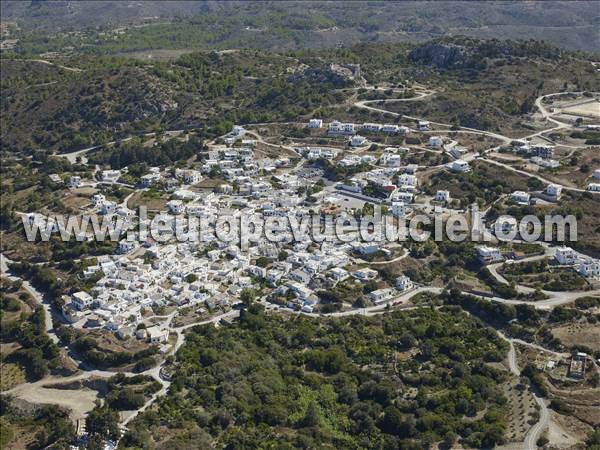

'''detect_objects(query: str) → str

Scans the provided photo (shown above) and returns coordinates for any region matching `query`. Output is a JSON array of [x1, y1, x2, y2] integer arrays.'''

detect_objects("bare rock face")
[[409, 42, 470, 69], [288, 62, 364, 87]]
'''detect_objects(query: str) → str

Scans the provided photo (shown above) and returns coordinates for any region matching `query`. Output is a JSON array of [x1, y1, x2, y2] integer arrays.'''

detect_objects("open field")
[[559, 100, 600, 119], [551, 323, 600, 352], [127, 190, 169, 211]]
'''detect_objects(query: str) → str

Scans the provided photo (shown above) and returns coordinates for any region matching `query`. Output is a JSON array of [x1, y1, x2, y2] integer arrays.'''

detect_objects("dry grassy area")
[[536, 148, 600, 189], [502, 379, 538, 445], [551, 323, 600, 352], [127, 190, 169, 211], [0, 363, 26, 391]]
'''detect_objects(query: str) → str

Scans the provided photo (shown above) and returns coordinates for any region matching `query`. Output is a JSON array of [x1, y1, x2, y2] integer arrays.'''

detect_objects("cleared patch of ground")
[[559, 100, 600, 119], [551, 323, 600, 353], [8, 383, 99, 420], [127, 190, 169, 211]]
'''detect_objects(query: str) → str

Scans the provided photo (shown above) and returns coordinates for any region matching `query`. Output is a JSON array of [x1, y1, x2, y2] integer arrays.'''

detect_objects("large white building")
[[69, 176, 82, 188], [428, 136, 443, 148], [350, 135, 367, 147], [328, 121, 356, 135], [586, 183, 600, 192], [476, 246, 503, 264], [545, 184, 562, 200], [71, 291, 94, 311], [308, 118, 323, 129], [417, 120, 430, 131], [511, 191, 531, 205], [554, 247, 579, 265], [578, 259, 600, 280], [449, 160, 470, 173], [362, 123, 382, 132], [368, 288, 396, 304], [395, 275, 414, 291]]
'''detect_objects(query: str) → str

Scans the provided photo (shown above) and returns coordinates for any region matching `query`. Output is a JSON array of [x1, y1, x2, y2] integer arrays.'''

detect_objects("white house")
[[449, 147, 467, 159], [392, 191, 413, 203], [102, 170, 121, 183], [231, 125, 246, 136], [593, 169, 600, 180], [71, 291, 93, 311], [91, 194, 106, 207], [181, 169, 202, 185], [449, 160, 470, 173], [545, 184, 562, 200], [352, 268, 378, 281], [554, 247, 579, 265], [338, 180, 363, 193], [350, 135, 367, 147], [353, 243, 381, 256], [146, 326, 169, 344], [428, 136, 443, 148], [118, 239, 136, 254], [391, 201, 406, 217], [397, 174, 417, 191], [379, 153, 402, 167], [417, 120, 430, 131], [328, 121, 355, 135], [586, 183, 600, 192], [577, 259, 600, 280], [362, 123, 382, 132], [368, 288, 396, 304], [49, 174, 62, 183], [140, 173, 161, 187], [308, 118, 323, 129], [328, 267, 349, 282], [511, 191, 531, 205], [395, 275, 414, 292], [173, 189, 197, 201], [69, 176, 82, 188], [476, 246, 503, 264], [382, 124, 399, 134], [166, 200, 185, 215], [435, 190, 451, 203]]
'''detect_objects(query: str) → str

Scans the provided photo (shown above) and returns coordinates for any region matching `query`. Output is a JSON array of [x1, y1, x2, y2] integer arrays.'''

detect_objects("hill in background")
[[1, 1, 599, 54]]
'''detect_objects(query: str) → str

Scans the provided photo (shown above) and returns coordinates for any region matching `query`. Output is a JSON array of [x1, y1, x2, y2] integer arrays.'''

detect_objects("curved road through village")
[[5, 86, 599, 446]]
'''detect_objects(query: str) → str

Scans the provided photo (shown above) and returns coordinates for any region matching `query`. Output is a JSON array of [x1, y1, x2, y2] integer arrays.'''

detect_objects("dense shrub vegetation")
[[125, 304, 510, 449]]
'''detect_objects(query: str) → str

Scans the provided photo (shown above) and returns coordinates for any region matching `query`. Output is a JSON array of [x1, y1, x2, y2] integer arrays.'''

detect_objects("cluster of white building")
[[554, 247, 600, 280], [61, 119, 599, 343], [307, 119, 409, 136]]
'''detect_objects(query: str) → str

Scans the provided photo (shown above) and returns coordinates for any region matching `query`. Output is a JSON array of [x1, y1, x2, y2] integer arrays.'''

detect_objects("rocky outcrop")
[[289, 63, 364, 87], [409, 42, 472, 69]]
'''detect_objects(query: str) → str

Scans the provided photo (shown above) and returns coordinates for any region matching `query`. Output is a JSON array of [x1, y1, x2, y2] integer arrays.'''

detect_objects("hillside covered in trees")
[[124, 305, 510, 449]]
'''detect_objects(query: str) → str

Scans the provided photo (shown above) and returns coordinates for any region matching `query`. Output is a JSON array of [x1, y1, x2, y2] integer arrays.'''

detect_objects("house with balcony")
[[476, 246, 503, 264], [449, 159, 470, 173], [435, 190, 451, 203], [368, 288, 396, 304], [511, 191, 531, 205], [308, 118, 323, 128], [395, 275, 414, 292]]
